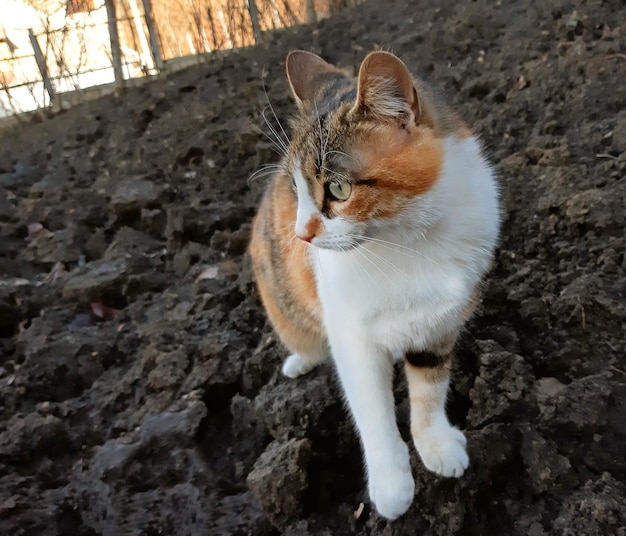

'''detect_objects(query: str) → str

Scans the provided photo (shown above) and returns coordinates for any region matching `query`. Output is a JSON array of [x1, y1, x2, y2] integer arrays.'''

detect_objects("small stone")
[[111, 178, 161, 214], [63, 258, 128, 301], [565, 188, 617, 229], [539, 374, 612, 434], [467, 340, 536, 428], [611, 111, 626, 153], [520, 426, 573, 494]]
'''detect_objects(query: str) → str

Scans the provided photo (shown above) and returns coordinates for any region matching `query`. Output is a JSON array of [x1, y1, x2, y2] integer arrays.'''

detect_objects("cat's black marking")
[[404, 350, 447, 368]]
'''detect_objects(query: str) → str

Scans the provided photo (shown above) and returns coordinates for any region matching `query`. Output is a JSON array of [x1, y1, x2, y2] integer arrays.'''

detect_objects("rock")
[[230, 394, 268, 476], [535, 377, 566, 409], [467, 340, 536, 428], [538, 374, 612, 435], [465, 423, 519, 486], [13, 313, 116, 402], [565, 188, 619, 229], [28, 173, 68, 198], [144, 347, 189, 391], [611, 110, 626, 153], [63, 258, 128, 302], [0, 412, 70, 463], [24, 227, 82, 264], [73, 399, 209, 535], [551, 275, 626, 332], [139, 398, 207, 443], [179, 332, 246, 393], [246, 438, 312, 528], [520, 425, 573, 494], [111, 178, 161, 214], [164, 201, 243, 248], [254, 375, 337, 440], [103, 226, 163, 259], [553, 473, 626, 536]]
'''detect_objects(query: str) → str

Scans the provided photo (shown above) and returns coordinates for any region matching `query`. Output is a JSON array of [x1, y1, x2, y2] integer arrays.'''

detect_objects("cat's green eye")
[[328, 180, 352, 201]]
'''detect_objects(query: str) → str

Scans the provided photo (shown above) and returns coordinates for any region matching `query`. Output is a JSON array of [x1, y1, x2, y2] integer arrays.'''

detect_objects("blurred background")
[[0, 0, 361, 118]]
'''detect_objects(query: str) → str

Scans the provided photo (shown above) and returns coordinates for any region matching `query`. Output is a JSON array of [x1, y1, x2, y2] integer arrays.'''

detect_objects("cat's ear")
[[286, 50, 345, 106], [352, 51, 420, 124]]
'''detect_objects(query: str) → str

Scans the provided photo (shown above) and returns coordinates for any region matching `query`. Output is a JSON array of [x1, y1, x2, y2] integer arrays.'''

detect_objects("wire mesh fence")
[[0, 0, 362, 119]]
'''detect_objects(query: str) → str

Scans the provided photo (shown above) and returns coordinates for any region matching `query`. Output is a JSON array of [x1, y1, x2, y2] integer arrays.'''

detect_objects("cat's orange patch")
[[272, 184, 320, 307], [304, 214, 323, 239], [249, 176, 322, 354], [288, 241, 320, 308], [344, 125, 444, 222]]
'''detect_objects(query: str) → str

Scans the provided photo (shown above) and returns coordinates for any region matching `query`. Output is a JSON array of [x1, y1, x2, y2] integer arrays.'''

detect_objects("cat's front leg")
[[329, 330, 415, 520], [404, 350, 469, 477]]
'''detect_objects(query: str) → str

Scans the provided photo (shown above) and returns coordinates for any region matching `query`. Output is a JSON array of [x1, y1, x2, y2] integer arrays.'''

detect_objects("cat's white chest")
[[313, 245, 473, 354]]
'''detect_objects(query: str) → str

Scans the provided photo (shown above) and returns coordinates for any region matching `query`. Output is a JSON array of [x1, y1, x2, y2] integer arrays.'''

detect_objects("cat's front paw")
[[281, 353, 318, 378], [368, 446, 415, 520], [414, 424, 469, 477]]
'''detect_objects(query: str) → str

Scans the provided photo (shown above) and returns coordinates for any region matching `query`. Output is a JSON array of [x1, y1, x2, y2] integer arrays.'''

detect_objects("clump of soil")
[[0, 0, 624, 534]]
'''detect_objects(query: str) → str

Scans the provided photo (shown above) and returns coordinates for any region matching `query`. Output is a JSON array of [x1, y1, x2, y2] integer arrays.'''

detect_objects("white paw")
[[281, 353, 317, 379], [368, 443, 415, 520], [414, 425, 469, 478]]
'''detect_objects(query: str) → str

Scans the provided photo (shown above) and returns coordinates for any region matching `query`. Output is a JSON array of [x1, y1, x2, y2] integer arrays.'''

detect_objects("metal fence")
[[0, 0, 361, 119]]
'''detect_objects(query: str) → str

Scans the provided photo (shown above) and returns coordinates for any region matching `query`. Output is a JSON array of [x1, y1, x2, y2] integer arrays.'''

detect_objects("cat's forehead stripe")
[[316, 78, 356, 116]]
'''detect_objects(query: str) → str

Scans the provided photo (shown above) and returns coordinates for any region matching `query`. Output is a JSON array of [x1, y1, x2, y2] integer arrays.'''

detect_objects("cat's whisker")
[[314, 247, 325, 285], [360, 246, 412, 286], [253, 123, 288, 158], [314, 100, 326, 171], [281, 224, 298, 256], [248, 164, 285, 184], [351, 242, 396, 291], [325, 149, 352, 161], [262, 81, 291, 149], [355, 244, 407, 288], [320, 166, 351, 182], [321, 104, 330, 164], [350, 234, 436, 262], [261, 107, 290, 156], [348, 242, 378, 291]]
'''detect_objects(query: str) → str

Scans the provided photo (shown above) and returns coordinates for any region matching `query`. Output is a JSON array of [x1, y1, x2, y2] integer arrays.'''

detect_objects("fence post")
[[268, 0, 284, 28], [27, 29, 55, 103], [128, 0, 155, 73], [104, 0, 124, 90], [141, 0, 164, 71], [247, 0, 262, 44], [306, 0, 317, 23]]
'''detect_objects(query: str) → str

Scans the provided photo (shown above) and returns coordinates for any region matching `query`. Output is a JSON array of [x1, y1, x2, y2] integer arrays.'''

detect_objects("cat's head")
[[283, 50, 465, 251]]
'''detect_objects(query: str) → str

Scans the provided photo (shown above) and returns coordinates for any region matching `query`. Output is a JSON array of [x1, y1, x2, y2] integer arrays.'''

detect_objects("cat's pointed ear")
[[352, 51, 420, 124], [286, 50, 345, 106]]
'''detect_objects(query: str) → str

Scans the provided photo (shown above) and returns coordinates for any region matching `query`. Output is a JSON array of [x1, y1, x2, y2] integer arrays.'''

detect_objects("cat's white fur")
[[285, 135, 500, 519]]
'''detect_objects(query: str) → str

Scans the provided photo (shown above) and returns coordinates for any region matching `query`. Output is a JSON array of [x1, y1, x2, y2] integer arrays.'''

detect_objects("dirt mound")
[[0, 0, 624, 534]]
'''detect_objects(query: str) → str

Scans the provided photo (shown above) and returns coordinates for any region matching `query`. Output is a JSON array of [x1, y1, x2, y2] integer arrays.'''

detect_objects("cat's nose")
[[296, 231, 314, 243]]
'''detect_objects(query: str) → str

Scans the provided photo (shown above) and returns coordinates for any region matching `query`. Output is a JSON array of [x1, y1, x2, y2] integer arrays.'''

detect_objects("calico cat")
[[249, 50, 500, 520]]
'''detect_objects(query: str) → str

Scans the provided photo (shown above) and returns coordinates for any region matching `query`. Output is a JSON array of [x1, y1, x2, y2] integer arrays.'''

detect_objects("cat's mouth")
[[308, 236, 364, 252]]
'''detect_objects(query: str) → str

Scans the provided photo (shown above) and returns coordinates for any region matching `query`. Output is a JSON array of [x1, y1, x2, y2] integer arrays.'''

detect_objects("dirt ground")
[[0, 0, 625, 534]]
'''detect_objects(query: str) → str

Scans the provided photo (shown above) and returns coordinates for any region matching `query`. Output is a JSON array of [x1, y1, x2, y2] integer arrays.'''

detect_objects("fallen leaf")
[[353, 502, 365, 519], [27, 222, 49, 241], [195, 265, 219, 282], [44, 262, 67, 284], [91, 302, 116, 321], [0, 278, 30, 287]]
